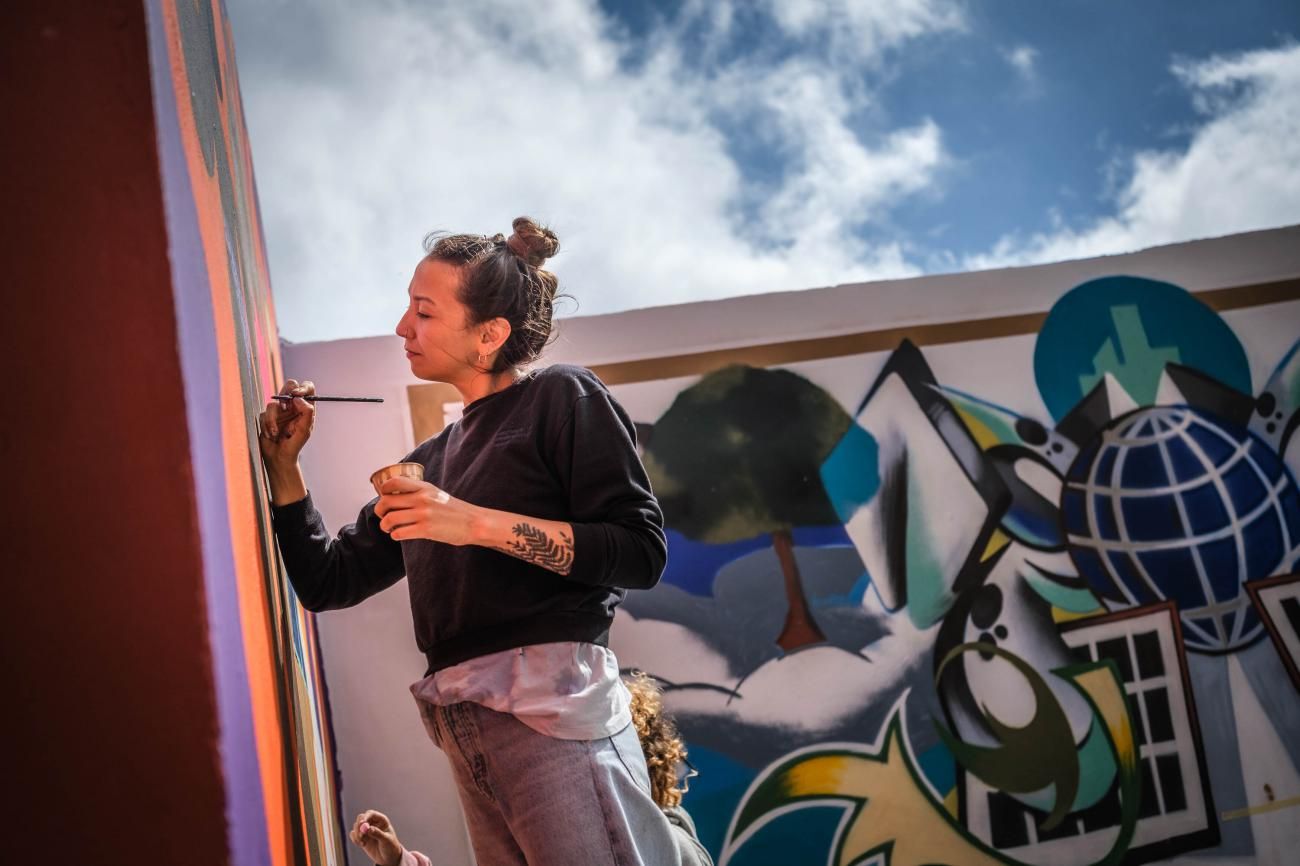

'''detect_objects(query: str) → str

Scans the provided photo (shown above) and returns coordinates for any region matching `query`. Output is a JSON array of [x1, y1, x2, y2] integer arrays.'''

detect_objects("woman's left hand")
[[375, 476, 479, 545]]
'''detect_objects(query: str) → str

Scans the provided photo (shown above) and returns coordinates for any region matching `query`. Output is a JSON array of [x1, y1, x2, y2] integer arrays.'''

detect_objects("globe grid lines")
[[1088, 415, 1191, 641], [1153, 419, 1225, 646], [1159, 408, 1263, 648], [1067, 467, 1287, 551], [1066, 406, 1300, 652], [1079, 421, 1254, 500], [1218, 413, 1296, 557]]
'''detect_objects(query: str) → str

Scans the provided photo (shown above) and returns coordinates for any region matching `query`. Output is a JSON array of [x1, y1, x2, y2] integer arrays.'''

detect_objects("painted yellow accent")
[[1221, 794, 1300, 821], [953, 406, 1001, 450], [1072, 667, 1137, 774], [943, 787, 959, 818], [981, 530, 1011, 563], [785, 756, 859, 796], [738, 723, 1007, 866], [1052, 605, 1103, 624]]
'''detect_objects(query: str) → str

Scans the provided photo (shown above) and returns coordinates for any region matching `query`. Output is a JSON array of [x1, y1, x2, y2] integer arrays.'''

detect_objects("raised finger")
[[380, 507, 422, 534], [375, 492, 417, 516]]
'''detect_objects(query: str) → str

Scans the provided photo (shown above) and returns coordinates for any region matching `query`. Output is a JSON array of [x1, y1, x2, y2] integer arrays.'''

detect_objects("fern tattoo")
[[500, 523, 574, 574]]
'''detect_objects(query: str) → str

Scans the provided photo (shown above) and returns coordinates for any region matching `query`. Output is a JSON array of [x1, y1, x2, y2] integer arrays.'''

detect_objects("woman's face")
[[395, 258, 480, 382]]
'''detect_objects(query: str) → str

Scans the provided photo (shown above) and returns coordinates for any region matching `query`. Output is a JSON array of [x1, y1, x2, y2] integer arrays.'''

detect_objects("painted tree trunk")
[[772, 528, 826, 651]]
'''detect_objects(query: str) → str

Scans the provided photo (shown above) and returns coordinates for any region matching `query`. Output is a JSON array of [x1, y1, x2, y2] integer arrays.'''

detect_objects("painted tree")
[[644, 365, 852, 651]]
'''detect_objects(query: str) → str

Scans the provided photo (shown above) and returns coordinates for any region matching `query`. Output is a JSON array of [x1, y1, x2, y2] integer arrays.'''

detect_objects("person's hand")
[[349, 809, 404, 866], [257, 379, 316, 465], [374, 476, 479, 545]]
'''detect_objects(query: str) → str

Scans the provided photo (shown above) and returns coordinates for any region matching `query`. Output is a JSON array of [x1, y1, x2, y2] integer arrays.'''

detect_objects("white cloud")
[[1002, 44, 1039, 84], [229, 0, 959, 341], [764, 0, 964, 64], [968, 42, 1300, 270]]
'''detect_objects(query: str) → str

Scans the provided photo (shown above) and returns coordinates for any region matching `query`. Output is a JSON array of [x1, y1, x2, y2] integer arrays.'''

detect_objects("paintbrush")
[[270, 395, 384, 403]]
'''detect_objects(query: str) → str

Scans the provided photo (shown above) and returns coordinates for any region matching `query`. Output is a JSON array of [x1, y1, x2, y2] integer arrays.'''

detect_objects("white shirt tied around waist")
[[410, 641, 631, 740]]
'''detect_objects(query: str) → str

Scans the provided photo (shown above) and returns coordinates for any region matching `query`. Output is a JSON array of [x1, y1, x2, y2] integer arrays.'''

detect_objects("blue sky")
[[228, 0, 1300, 343]]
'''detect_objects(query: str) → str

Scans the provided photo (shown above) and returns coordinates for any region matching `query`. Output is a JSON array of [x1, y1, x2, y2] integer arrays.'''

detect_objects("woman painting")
[[259, 217, 679, 864]]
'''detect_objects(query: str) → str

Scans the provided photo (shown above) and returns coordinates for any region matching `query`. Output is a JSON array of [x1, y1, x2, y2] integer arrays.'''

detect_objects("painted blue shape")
[[660, 525, 856, 597], [1035, 276, 1251, 422], [1200, 537, 1243, 603], [723, 805, 845, 866], [916, 742, 957, 799], [1242, 507, 1285, 581], [1224, 454, 1268, 519], [659, 530, 770, 596], [1093, 493, 1119, 539], [792, 524, 855, 547], [1070, 547, 1114, 599], [1062, 404, 1300, 650], [812, 570, 872, 609], [1002, 495, 1065, 550], [1134, 548, 1206, 610], [1061, 487, 1086, 533], [1120, 497, 1184, 543], [1120, 449, 1171, 490], [820, 422, 881, 522], [675, 744, 758, 861], [1197, 425, 1240, 467], [1164, 433, 1207, 484], [1095, 444, 1118, 484]]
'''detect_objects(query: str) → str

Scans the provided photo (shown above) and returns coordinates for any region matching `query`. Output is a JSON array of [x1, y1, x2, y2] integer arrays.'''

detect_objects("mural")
[[148, 1, 344, 864], [615, 276, 1300, 865]]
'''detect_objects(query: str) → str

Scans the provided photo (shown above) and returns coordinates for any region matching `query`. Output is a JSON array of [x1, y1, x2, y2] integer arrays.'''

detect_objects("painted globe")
[[1061, 406, 1300, 652]]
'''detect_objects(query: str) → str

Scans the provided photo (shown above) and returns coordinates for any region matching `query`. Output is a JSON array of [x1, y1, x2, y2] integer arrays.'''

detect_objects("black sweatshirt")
[[269, 364, 667, 675]]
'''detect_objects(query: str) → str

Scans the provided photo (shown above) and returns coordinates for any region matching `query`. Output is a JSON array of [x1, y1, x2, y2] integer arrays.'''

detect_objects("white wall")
[[283, 226, 1300, 866]]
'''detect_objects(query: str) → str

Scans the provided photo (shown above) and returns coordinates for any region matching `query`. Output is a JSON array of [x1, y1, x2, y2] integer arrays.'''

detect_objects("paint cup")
[[369, 461, 425, 495]]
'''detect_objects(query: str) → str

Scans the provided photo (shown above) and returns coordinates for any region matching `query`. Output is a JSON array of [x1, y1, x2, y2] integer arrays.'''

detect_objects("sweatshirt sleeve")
[[550, 389, 667, 590], [664, 806, 715, 866], [269, 492, 406, 612]]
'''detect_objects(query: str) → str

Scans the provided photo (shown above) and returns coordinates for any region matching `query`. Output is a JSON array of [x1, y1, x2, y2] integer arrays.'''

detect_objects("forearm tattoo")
[[498, 523, 574, 574]]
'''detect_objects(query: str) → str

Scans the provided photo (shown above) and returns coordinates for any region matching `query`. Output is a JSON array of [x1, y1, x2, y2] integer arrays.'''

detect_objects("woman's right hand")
[[258, 379, 316, 465]]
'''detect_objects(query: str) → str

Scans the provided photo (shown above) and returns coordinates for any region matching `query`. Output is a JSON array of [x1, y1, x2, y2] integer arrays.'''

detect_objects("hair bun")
[[507, 216, 560, 268]]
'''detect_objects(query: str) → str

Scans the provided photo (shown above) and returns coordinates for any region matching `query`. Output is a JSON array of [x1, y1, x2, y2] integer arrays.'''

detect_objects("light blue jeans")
[[418, 700, 681, 865]]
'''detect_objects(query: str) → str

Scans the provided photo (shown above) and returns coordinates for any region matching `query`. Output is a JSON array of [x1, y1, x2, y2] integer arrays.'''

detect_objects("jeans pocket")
[[609, 722, 654, 798], [417, 700, 443, 748]]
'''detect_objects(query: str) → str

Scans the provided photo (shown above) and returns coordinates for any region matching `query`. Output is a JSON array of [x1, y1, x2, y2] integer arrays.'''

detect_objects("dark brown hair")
[[423, 216, 566, 373]]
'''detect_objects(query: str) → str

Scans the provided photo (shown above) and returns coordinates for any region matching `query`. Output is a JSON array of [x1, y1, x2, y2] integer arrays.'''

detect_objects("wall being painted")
[[289, 227, 1300, 865], [144, 0, 345, 864]]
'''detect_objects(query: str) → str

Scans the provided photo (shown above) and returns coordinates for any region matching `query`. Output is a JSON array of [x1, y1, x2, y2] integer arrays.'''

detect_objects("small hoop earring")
[[477, 352, 488, 368]]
